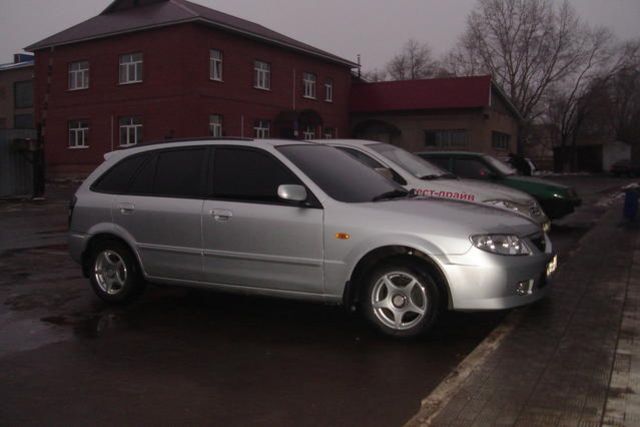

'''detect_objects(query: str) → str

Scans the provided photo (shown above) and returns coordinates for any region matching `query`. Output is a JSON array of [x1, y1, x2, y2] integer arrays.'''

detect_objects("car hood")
[[356, 198, 540, 237], [408, 177, 535, 204], [505, 175, 570, 191]]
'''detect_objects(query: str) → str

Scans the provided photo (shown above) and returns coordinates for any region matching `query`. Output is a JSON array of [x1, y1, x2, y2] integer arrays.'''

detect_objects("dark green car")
[[417, 151, 581, 219]]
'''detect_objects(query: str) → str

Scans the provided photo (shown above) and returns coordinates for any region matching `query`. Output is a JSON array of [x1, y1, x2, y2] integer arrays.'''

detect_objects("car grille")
[[529, 234, 546, 252]]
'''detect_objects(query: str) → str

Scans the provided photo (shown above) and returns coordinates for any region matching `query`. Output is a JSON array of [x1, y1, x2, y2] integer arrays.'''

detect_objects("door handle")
[[210, 209, 233, 222], [118, 202, 135, 215]]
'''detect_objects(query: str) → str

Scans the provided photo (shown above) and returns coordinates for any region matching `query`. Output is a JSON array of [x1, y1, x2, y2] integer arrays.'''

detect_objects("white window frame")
[[302, 126, 315, 139], [324, 79, 333, 102], [210, 49, 223, 81], [209, 114, 223, 137], [68, 120, 89, 148], [68, 61, 89, 90], [254, 61, 271, 90], [254, 120, 270, 138], [119, 53, 143, 85], [323, 127, 334, 139], [303, 72, 316, 99], [119, 117, 142, 147]]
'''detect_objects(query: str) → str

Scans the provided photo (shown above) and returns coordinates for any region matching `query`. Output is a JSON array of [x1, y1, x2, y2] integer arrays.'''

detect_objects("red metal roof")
[[25, 0, 356, 67], [350, 75, 494, 113]]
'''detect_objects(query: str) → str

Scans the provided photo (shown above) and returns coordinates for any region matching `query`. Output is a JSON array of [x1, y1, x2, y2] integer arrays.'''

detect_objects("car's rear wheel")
[[89, 240, 144, 303], [362, 260, 440, 338]]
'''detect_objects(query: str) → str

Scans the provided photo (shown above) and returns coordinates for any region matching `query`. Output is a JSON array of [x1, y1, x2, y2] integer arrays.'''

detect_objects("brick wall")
[[34, 23, 352, 179]]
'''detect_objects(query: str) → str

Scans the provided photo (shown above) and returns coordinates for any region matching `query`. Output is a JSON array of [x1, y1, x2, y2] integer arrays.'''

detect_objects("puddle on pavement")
[[41, 310, 136, 339]]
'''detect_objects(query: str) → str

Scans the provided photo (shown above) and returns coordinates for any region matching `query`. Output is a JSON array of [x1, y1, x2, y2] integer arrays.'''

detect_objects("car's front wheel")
[[89, 240, 144, 303], [362, 260, 440, 338]]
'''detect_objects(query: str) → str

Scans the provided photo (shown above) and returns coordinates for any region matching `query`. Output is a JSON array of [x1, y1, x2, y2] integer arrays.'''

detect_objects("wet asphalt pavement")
[[0, 176, 635, 426]]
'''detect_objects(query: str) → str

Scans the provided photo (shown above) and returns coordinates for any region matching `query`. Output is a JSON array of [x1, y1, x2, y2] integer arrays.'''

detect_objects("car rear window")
[[91, 153, 150, 194]]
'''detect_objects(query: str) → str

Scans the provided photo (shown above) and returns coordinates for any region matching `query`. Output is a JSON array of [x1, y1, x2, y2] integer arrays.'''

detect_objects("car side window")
[[427, 157, 451, 172], [337, 147, 407, 186], [212, 147, 302, 204], [153, 148, 208, 198], [92, 153, 150, 194], [453, 158, 492, 179]]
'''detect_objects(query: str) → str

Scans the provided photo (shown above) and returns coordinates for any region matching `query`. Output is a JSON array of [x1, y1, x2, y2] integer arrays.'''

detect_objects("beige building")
[[0, 55, 34, 130], [349, 75, 522, 156]]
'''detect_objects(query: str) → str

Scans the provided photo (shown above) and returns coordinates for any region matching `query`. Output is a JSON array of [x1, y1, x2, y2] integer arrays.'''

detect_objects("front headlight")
[[471, 234, 532, 256], [484, 199, 528, 215]]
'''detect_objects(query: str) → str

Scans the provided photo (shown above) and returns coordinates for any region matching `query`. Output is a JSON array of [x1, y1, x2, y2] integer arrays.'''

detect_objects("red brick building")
[[26, 0, 357, 178]]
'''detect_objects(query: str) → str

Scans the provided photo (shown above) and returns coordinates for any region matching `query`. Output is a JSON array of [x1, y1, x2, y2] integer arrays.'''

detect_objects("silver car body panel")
[[69, 139, 553, 311]]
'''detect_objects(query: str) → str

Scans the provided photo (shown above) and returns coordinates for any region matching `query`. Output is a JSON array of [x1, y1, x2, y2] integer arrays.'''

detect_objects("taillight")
[[68, 195, 77, 229]]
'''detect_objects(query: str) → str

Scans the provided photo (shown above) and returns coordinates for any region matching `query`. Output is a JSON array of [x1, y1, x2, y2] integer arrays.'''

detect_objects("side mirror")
[[278, 184, 307, 202], [374, 167, 394, 180]]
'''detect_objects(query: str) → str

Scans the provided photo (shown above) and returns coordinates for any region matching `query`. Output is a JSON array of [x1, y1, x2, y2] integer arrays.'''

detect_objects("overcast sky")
[[1, 0, 639, 70]]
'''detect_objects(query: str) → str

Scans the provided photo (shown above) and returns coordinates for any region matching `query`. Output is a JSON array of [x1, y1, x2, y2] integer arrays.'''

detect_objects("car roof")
[[417, 151, 484, 157], [104, 138, 318, 160], [310, 138, 382, 147]]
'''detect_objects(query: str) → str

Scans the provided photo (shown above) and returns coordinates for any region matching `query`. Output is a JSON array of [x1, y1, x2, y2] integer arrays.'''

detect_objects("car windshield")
[[484, 155, 517, 176], [366, 143, 452, 179], [278, 144, 406, 203]]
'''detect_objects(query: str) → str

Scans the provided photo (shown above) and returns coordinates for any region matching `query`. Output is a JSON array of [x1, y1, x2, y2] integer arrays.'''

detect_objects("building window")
[[325, 79, 333, 102], [14, 80, 33, 108], [119, 117, 142, 146], [302, 126, 315, 139], [209, 114, 223, 137], [424, 129, 469, 149], [303, 72, 316, 99], [13, 114, 33, 129], [254, 61, 270, 90], [210, 49, 222, 81], [254, 120, 270, 138], [69, 120, 89, 148], [68, 61, 89, 90], [492, 131, 511, 150], [323, 127, 334, 139], [119, 53, 143, 84]]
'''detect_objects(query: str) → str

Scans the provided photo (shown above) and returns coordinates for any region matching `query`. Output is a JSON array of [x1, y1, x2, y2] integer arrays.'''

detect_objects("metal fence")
[[0, 129, 37, 198]]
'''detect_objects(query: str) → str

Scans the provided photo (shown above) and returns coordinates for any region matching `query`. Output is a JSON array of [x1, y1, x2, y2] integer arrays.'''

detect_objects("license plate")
[[546, 255, 558, 277]]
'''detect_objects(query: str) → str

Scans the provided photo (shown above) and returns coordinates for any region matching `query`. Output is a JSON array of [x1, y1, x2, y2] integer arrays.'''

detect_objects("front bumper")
[[441, 235, 555, 311]]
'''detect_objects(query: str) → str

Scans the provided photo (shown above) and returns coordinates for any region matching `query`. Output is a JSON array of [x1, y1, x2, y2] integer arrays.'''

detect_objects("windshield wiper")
[[419, 174, 444, 180], [440, 173, 458, 179], [372, 189, 410, 202]]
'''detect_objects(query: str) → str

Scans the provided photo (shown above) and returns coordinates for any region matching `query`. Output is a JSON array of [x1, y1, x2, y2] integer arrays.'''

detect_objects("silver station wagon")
[[69, 139, 556, 337]]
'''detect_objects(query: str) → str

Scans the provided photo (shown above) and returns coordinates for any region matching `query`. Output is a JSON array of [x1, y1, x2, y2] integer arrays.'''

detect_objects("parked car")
[[610, 159, 640, 177], [417, 151, 581, 219], [315, 139, 550, 232], [69, 139, 555, 338]]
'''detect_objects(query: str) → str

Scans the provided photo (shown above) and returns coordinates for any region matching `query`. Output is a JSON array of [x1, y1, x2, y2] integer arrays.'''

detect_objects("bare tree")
[[361, 68, 388, 82], [386, 39, 438, 80], [543, 38, 640, 171], [606, 40, 640, 144], [542, 26, 614, 170], [447, 0, 606, 124]]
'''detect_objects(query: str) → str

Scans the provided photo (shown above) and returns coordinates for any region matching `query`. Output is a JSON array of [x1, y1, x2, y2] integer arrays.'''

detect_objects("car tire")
[[89, 240, 145, 304], [362, 259, 440, 338]]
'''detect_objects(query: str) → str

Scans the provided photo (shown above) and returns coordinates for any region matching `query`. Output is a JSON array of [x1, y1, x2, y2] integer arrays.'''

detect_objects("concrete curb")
[[405, 308, 526, 426]]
